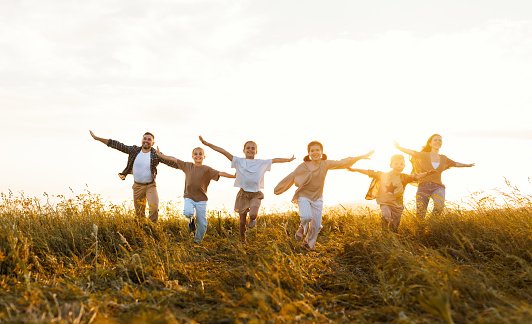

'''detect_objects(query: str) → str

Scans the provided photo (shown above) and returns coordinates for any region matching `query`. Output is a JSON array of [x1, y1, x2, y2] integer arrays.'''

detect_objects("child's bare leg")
[[239, 211, 248, 242], [247, 196, 262, 229], [249, 206, 259, 221], [248, 206, 259, 228]]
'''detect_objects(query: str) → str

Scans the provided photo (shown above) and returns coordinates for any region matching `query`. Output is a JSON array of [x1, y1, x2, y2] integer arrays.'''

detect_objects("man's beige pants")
[[132, 182, 159, 223]]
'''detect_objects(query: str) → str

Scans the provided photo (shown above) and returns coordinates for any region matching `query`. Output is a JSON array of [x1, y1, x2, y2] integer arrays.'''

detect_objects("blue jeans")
[[416, 182, 445, 218], [183, 198, 208, 243]]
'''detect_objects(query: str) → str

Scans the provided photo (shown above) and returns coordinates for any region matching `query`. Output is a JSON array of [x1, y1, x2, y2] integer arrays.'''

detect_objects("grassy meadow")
[[0, 188, 531, 324]]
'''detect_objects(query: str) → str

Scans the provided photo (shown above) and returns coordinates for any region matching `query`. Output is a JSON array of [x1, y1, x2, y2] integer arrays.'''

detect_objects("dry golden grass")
[[0, 188, 531, 323]]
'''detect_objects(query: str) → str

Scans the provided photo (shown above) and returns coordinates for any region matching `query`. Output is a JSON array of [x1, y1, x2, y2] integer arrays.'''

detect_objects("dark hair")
[[421, 134, 441, 152], [303, 141, 327, 161], [243, 141, 257, 150], [144, 132, 155, 140]]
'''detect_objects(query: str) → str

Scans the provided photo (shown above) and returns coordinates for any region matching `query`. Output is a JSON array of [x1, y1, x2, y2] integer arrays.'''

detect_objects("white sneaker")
[[248, 219, 257, 229]]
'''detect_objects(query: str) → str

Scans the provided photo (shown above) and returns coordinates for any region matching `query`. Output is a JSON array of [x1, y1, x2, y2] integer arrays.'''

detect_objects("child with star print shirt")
[[348, 154, 436, 232]]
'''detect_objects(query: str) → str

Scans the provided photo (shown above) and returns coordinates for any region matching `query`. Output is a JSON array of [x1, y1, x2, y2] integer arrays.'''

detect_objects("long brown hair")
[[409, 134, 441, 178], [421, 134, 441, 152]]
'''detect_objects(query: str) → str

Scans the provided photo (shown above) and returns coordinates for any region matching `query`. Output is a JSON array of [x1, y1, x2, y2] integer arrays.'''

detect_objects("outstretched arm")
[[346, 150, 376, 166], [272, 155, 296, 164], [352, 150, 375, 162], [347, 168, 371, 176], [328, 150, 374, 169], [155, 146, 178, 164], [90, 130, 109, 145], [274, 171, 296, 195], [413, 169, 437, 180], [393, 141, 416, 156], [453, 162, 475, 168], [199, 136, 233, 161], [219, 172, 237, 179]]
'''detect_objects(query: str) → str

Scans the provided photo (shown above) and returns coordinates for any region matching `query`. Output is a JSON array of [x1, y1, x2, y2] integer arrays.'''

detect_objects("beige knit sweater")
[[274, 158, 354, 203]]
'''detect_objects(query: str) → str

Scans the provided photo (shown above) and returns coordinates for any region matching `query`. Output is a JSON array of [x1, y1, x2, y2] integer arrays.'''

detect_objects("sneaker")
[[248, 219, 257, 229], [188, 217, 196, 232]]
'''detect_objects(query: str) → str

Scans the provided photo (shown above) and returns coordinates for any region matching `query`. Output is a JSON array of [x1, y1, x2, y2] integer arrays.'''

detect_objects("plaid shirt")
[[107, 139, 179, 180]]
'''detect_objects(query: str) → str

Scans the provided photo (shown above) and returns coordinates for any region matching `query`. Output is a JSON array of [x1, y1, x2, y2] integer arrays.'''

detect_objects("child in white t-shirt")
[[199, 136, 295, 244]]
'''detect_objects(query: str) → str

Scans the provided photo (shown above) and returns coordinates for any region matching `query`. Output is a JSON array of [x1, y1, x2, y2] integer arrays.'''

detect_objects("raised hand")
[[198, 136, 233, 161], [89, 130, 108, 145], [455, 162, 475, 168], [272, 155, 297, 163], [393, 141, 416, 155], [393, 141, 401, 149], [361, 150, 375, 160]]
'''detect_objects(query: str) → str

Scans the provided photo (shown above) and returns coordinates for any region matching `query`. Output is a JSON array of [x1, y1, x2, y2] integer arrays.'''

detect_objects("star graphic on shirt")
[[385, 183, 397, 194]]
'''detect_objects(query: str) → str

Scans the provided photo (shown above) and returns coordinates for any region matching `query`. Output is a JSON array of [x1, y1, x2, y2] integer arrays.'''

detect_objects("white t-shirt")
[[133, 151, 153, 183], [231, 156, 272, 192]]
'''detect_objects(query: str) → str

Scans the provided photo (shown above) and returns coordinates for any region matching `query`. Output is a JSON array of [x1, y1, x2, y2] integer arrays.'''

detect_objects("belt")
[[134, 181, 155, 185]]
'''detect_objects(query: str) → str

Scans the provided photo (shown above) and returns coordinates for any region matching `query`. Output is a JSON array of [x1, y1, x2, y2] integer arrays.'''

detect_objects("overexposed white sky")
[[2, 0, 531, 213]]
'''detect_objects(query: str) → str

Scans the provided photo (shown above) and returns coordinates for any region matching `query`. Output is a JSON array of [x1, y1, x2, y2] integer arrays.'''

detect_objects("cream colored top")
[[274, 158, 353, 203]]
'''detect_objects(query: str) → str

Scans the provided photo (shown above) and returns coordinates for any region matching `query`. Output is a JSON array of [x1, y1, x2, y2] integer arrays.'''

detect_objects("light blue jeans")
[[184, 198, 208, 243], [416, 182, 446, 218]]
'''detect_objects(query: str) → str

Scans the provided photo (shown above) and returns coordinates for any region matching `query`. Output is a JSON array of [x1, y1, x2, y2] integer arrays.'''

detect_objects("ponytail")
[[303, 154, 327, 162]]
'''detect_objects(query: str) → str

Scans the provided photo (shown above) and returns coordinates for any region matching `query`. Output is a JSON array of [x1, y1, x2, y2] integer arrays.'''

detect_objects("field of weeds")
[[0, 188, 531, 324]]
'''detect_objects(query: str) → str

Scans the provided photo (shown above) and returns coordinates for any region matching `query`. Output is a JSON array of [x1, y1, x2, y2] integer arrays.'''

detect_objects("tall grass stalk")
[[0, 189, 531, 323]]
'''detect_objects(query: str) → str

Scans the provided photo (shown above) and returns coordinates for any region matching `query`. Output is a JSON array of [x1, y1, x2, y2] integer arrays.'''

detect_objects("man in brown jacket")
[[89, 130, 177, 223]]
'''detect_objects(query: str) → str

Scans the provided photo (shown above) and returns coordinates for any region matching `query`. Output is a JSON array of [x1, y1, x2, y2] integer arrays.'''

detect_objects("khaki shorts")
[[234, 189, 264, 213]]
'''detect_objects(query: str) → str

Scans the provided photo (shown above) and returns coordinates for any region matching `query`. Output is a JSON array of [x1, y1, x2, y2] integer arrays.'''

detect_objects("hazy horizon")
[[2, 0, 531, 211]]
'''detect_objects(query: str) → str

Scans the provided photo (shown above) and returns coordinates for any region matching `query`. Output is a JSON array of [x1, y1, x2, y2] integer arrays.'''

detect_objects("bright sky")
[[2, 0, 531, 213]]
